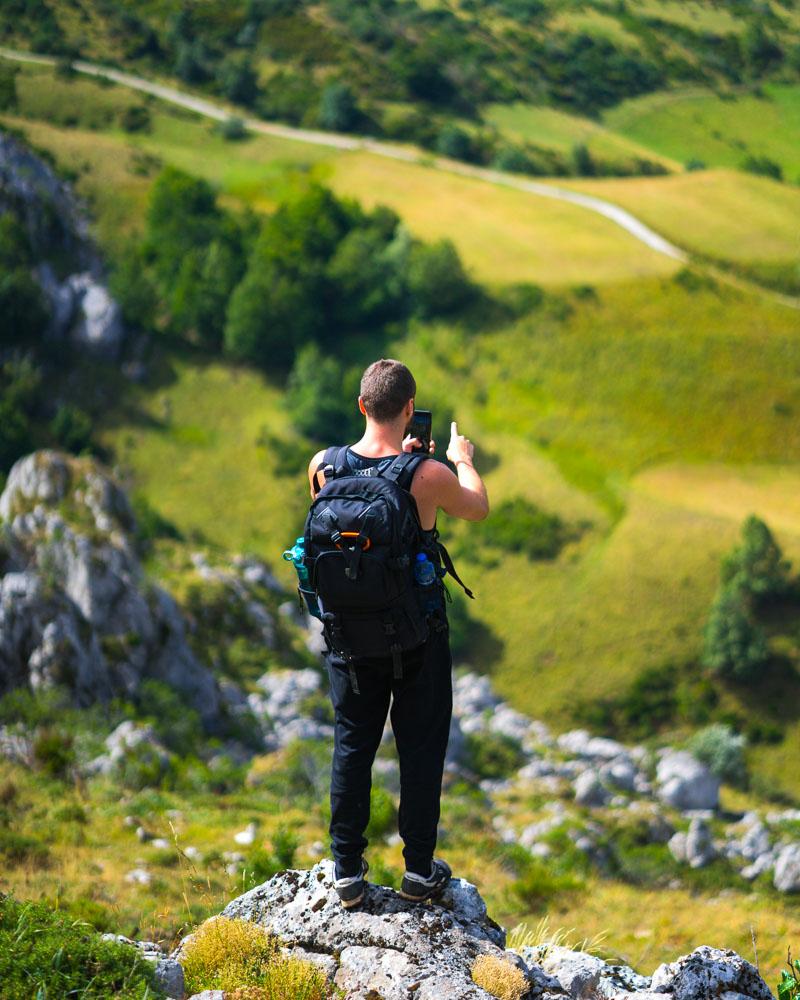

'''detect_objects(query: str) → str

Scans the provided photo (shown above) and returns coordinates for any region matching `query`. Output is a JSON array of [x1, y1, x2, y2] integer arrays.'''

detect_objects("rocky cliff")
[[0, 129, 124, 359], [0, 449, 221, 724]]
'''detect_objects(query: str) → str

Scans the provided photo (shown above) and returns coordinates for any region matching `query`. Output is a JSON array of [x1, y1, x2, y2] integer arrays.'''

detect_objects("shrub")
[[472, 953, 529, 1000], [181, 916, 327, 997], [220, 117, 249, 141], [688, 724, 747, 786], [741, 155, 783, 181], [476, 497, 567, 561], [32, 727, 75, 779], [120, 105, 151, 132], [285, 344, 360, 442], [702, 585, 769, 682], [0, 895, 160, 999], [50, 404, 92, 454], [465, 731, 525, 780], [318, 82, 359, 132], [0, 829, 50, 866]]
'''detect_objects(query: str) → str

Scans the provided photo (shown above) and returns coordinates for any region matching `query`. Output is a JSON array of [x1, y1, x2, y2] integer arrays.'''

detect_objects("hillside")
[[1, 4, 800, 990], [2, 0, 800, 181]]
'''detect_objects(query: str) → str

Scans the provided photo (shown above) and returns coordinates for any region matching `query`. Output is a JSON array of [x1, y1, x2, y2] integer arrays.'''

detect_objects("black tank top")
[[343, 448, 436, 539]]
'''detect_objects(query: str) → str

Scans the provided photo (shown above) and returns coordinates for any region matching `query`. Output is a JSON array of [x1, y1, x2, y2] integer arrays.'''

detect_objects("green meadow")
[[605, 84, 800, 180], [6, 58, 800, 800]]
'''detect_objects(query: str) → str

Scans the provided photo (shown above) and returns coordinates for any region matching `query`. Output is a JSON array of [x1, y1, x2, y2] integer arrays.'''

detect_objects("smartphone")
[[406, 409, 432, 454]]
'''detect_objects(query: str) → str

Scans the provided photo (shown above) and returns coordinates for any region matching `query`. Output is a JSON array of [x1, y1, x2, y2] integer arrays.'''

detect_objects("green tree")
[[721, 515, 791, 601], [0, 269, 49, 348], [407, 239, 473, 317], [217, 55, 259, 106], [318, 82, 359, 132], [742, 22, 783, 78], [702, 585, 769, 682], [224, 268, 318, 370], [143, 167, 223, 284], [327, 225, 407, 328], [109, 246, 157, 331], [171, 238, 245, 349], [0, 63, 18, 111], [285, 343, 359, 440], [435, 123, 474, 162], [0, 356, 41, 473]]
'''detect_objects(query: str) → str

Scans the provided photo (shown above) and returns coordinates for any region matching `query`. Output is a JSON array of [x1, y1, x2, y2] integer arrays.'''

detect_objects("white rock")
[[574, 769, 610, 807], [656, 751, 720, 811], [125, 868, 152, 886], [650, 945, 772, 1000], [774, 844, 800, 893], [234, 822, 258, 847]]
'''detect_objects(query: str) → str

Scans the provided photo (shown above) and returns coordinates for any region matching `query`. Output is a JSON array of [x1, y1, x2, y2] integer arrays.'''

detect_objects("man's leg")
[[390, 628, 453, 876], [327, 651, 392, 877]]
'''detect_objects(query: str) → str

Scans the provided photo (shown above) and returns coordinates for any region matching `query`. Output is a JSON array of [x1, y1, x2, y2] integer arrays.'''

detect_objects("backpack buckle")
[[333, 531, 371, 552]]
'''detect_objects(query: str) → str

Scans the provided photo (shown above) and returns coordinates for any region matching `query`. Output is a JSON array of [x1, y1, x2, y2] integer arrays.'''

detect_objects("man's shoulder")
[[410, 455, 455, 493]]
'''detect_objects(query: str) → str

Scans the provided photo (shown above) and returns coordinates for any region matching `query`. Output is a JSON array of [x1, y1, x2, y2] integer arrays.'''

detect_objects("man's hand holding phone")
[[403, 408, 434, 454]]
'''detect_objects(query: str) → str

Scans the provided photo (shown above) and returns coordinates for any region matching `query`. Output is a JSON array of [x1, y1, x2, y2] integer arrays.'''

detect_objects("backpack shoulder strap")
[[312, 446, 346, 495], [380, 452, 429, 492]]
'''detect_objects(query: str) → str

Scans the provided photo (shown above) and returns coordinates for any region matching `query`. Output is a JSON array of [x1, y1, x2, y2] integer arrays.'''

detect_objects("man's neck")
[[352, 422, 404, 456]]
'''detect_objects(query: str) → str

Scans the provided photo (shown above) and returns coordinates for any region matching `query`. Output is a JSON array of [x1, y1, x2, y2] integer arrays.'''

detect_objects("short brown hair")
[[360, 359, 416, 423]]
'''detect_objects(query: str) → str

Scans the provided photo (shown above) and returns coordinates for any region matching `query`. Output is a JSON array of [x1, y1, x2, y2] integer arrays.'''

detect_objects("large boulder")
[[650, 945, 773, 1000], [67, 273, 124, 360], [656, 751, 720, 811], [214, 861, 507, 999], [774, 844, 800, 893]]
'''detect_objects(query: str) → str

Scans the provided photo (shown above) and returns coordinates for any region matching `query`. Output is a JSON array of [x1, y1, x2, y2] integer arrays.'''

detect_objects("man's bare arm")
[[307, 449, 326, 500], [416, 422, 489, 522]]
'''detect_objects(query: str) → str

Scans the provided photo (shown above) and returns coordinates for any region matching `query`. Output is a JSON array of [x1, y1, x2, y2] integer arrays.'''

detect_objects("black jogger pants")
[[325, 626, 453, 877]]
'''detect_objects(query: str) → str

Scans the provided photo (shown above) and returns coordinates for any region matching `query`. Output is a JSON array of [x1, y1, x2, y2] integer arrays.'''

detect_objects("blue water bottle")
[[414, 552, 437, 587], [282, 537, 321, 619]]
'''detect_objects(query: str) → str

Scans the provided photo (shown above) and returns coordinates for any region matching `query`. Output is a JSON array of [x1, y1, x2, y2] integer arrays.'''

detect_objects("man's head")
[[359, 359, 416, 424]]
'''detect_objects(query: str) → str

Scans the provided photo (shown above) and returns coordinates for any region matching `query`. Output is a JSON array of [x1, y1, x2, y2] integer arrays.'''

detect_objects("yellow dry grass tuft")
[[507, 917, 608, 958], [472, 952, 530, 1000], [181, 916, 328, 997]]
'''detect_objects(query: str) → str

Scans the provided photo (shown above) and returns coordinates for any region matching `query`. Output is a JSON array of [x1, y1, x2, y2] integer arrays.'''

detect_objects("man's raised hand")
[[446, 421, 475, 467]]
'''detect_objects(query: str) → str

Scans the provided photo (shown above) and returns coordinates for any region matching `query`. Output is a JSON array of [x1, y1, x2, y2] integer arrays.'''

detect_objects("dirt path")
[[3, 45, 799, 308]]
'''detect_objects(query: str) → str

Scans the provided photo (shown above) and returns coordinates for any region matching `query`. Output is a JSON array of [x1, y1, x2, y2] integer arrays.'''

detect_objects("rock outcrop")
[[0, 131, 125, 360], [169, 863, 775, 1000], [0, 450, 221, 726]]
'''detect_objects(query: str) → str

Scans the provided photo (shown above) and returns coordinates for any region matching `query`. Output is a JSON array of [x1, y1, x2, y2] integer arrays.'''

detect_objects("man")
[[307, 358, 489, 907]]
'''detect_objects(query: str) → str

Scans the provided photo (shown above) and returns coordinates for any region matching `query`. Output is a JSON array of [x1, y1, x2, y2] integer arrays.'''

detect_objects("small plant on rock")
[[779, 948, 800, 1000], [471, 953, 529, 1000]]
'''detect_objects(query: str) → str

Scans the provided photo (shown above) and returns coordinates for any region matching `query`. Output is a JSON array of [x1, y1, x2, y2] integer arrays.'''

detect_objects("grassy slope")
[[561, 168, 800, 265], [483, 102, 681, 170], [7, 63, 800, 796], [3, 63, 678, 288], [605, 84, 800, 180]]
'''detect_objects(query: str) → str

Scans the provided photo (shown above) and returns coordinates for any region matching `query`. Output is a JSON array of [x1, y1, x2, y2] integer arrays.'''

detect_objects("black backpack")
[[304, 446, 467, 691]]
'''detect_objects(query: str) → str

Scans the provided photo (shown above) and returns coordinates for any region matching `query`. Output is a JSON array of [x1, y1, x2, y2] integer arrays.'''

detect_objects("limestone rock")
[[216, 861, 504, 999], [0, 451, 222, 727], [684, 817, 717, 869], [574, 770, 610, 807], [774, 844, 800, 893], [656, 751, 720, 811], [650, 945, 773, 1000], [67, 273, 124, 360]]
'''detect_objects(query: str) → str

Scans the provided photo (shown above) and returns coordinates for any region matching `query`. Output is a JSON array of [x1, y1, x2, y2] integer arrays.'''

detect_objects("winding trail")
[[0, 46, 686, 262], [3, 46, 799, 308]]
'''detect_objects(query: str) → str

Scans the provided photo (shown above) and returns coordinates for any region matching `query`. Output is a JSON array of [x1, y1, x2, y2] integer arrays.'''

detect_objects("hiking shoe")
[[334, 859, 369, 908], [399, 858, 452, 901]]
